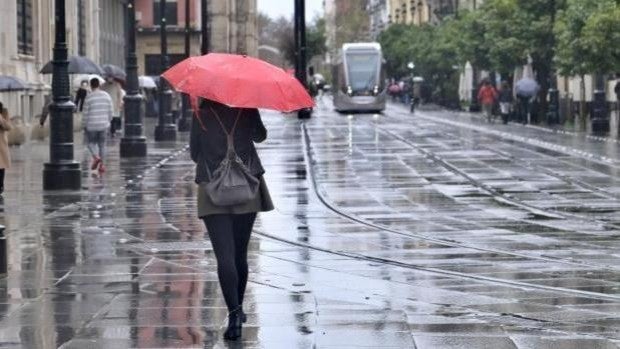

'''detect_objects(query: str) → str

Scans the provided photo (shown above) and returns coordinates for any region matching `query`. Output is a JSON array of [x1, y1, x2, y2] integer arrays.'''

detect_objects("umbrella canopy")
[[0, 76, 28, 91], [163, 53, 314, 112], [72, 74, 105, 89], [102, 64, 126, 82], [515, 77, 540, 98], [40, 56, 104, 75], [139, 76, 158, 89]]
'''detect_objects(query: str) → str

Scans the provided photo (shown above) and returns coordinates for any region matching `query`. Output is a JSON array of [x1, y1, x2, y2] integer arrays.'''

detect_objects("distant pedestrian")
[[477, 80, 498, 123], [101, 79, 124, 137], [410, 82, 421, 113], [39, 94, 52, 126], [190, 98, 273, 341], [498, 81, 513, 124], [515, 77, 540, 125], [0, 103, 12, 194], [75, 80, 88, 112], [83, 77, 113, 174]]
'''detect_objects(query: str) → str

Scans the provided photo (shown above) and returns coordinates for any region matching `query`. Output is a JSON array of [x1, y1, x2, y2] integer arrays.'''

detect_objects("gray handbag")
[[199, 107, 260, 206]]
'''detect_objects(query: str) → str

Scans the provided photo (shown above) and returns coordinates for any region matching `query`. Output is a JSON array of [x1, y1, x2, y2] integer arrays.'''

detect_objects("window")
[[153, 0, 178, 26], [17, 0, 33, 55]]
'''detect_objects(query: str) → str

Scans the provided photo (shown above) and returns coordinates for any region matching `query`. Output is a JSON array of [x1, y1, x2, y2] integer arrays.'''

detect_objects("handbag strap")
[[195, 105, 243, 135], [208, 106, 243, 137]]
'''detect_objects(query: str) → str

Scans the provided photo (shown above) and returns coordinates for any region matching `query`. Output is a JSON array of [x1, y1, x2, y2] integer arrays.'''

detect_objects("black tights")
[[0, 169, 5, 189], [203, 212, 257, 312]]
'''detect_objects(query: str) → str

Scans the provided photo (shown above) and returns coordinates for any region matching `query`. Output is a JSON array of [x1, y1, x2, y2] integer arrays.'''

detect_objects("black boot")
[[240, 307, 247, 323], [223, 308, 242, 341]]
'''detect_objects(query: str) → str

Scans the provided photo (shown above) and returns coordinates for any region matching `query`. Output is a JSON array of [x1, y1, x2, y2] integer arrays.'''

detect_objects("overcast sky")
[[257, 0, 324, 20]]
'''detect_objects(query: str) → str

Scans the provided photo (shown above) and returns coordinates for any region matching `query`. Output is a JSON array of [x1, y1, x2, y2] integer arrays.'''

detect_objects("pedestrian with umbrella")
[[163, 53, 313, 341], [515, 76, 540, 124]]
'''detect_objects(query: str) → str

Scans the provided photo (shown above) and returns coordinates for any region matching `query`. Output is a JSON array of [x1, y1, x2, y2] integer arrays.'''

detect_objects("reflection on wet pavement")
[[2, 107, 620, 348]]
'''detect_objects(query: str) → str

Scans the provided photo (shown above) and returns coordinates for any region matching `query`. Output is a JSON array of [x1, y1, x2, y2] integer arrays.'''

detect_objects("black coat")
[[190, 101, 267, 184], [75, 88, 88, 112]]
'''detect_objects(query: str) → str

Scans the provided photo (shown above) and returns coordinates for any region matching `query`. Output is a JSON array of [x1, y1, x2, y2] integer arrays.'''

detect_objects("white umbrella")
[[72, 74, 104, 89], [139, 76, 157, 89], [313, 73, 325, 81], [516, 77, 540, 98], [412, 76, 424, 83]]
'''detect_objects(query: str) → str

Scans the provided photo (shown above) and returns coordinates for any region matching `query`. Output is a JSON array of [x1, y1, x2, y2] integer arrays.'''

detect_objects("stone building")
[[135, 0, 258, 76], [0, 0, 104, 122], [368, 0, 390, 40], [0, 0, 123, 124]]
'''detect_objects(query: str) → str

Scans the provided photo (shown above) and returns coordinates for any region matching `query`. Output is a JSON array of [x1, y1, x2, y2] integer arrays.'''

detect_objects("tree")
[[555, 0, 618, 122], [476, 0, 566, 121], [479, 0, 529, 76], [278, 16, 327, 67]]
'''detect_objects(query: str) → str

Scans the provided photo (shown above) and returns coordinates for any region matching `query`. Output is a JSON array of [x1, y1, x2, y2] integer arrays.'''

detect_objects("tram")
[[332, 42, 386, 113]]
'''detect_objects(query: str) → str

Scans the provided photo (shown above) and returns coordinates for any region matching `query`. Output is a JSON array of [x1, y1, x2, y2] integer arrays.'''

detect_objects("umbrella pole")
[[120, 0, 147, 157], [43, 0, 81, 190]]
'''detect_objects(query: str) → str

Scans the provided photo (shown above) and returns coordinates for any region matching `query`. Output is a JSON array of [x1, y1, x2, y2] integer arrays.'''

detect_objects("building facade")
[[368, 0, 390, 40], [135, 0, 258, 76], [0, 0, 102, 124], [387, 0, 431, 26]]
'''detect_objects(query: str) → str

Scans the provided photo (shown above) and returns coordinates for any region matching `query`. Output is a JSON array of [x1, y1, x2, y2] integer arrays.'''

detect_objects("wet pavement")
[[3, 105, 620, 348]]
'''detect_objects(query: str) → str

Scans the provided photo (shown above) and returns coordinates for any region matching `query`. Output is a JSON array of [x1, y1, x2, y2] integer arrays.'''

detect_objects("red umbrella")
[[162, 53, 314, 112]]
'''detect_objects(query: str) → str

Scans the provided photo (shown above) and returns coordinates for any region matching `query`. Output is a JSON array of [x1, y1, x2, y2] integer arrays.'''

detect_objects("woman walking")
[[477, 80, 498, 123], [0, 103, 11, 194], [498, 81, 513, 124], [190, 98, 273, 341]]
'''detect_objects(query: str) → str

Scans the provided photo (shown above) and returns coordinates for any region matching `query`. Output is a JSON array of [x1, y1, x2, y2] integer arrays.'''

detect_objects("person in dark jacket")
[[190, 98, 274, 341], [75, 81, 88, 112], [498, 81, 513, 124]]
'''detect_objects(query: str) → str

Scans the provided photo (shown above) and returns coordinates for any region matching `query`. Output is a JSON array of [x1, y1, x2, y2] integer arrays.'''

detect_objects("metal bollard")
[[0, 225, 6, 275]]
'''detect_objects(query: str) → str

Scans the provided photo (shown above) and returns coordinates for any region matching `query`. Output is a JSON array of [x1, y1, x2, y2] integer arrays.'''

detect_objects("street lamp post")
[[155, 0, 177, 141], [43, 0, 81, 190], [121, 0, 147, 157], [177, 0, 192, 132], [294, 0, 311, 119]]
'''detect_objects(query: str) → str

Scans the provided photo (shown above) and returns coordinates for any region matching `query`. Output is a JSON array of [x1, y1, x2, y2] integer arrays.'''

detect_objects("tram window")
[[346, 53, 379, 91]]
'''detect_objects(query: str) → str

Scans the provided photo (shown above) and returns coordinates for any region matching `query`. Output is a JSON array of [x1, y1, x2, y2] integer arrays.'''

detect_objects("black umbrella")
[[0, 76, 29, 91], [102, 64, 126, 82], [40, 55, 104, 75]]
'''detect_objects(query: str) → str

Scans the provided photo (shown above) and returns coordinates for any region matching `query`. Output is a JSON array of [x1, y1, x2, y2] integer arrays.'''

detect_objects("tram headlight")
[[373, 85, 379, 95], [347, 86, 353, 95]]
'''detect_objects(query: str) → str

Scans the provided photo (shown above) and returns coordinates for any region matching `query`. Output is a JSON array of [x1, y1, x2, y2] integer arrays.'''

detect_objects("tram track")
[[388, 108, 620, 201], [149, 119, 620, 306], [380, 109, 620, 231]]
